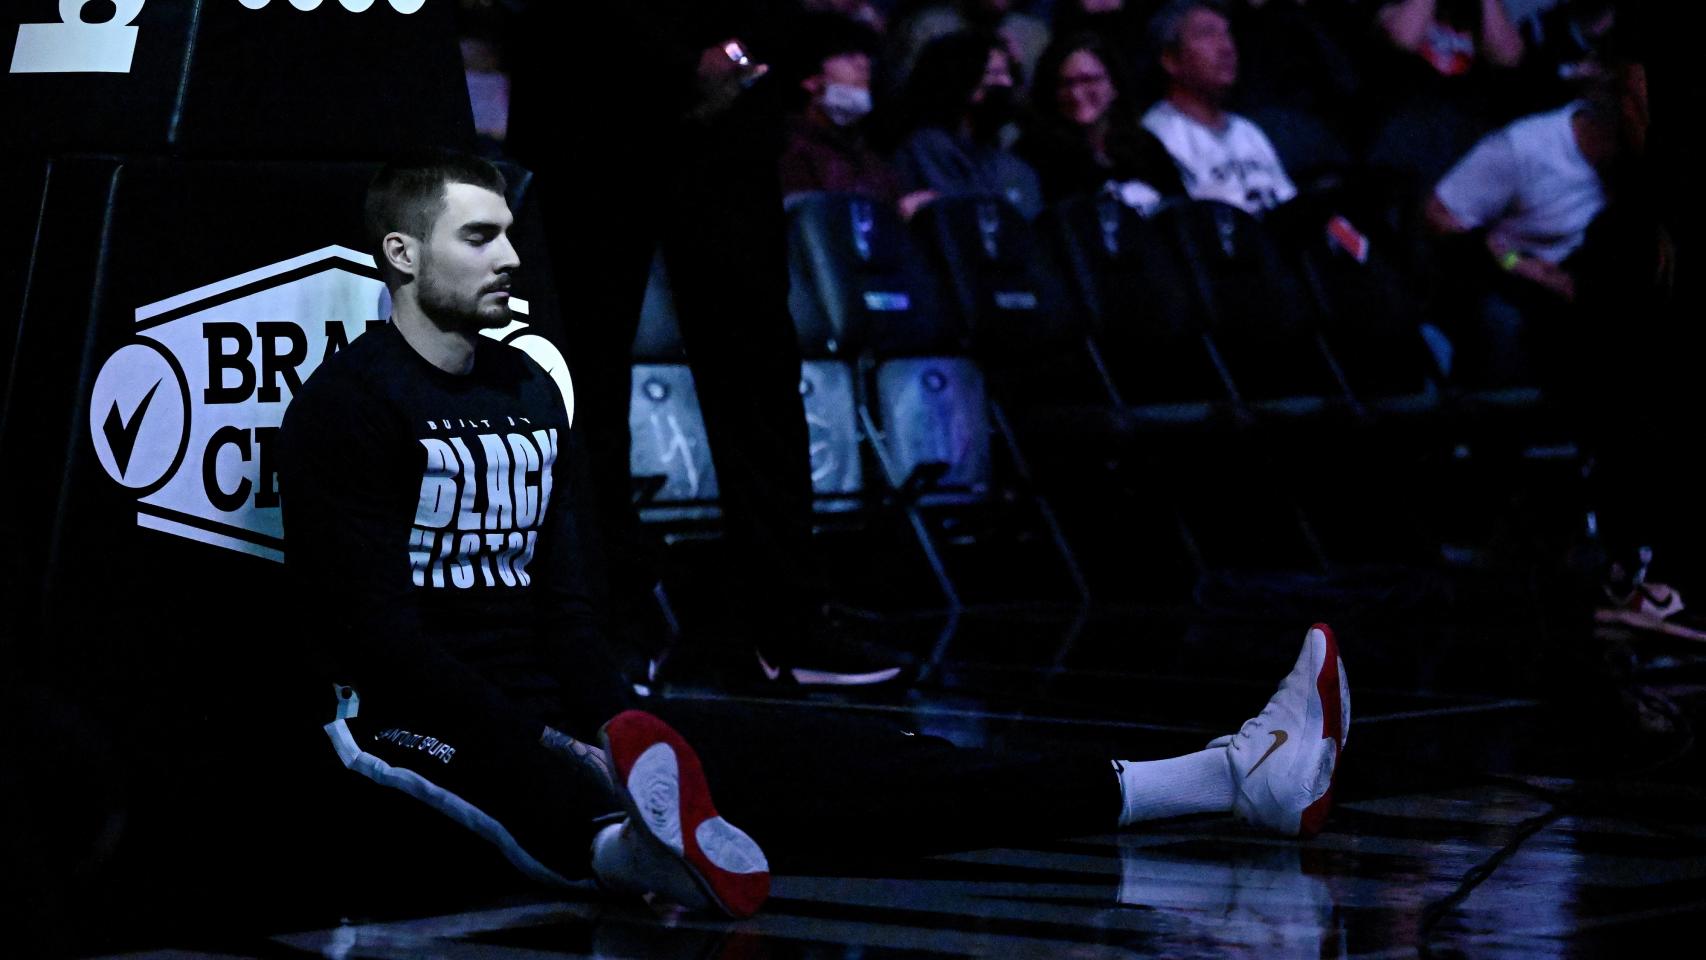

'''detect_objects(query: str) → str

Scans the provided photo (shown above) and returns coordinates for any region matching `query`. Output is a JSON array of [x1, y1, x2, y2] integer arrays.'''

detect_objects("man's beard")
[[418, 269, 512, 331]]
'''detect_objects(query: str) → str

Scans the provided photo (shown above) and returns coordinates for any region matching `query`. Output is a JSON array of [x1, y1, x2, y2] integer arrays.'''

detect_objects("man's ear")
[[1159, 48, 1180, 81], [802, 73, 826, 97], [382, 232, 416, 280]]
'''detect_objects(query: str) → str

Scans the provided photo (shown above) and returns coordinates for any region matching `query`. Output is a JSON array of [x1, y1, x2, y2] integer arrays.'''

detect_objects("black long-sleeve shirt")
[[278, 323, 625, 745]]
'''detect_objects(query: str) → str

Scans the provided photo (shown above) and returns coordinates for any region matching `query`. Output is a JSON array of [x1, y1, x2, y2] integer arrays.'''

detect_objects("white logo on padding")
[[11, 1, 146, 74], [11, 0, 430, 75], [237, 1, 426, 11], [90, 341, 190, 492]]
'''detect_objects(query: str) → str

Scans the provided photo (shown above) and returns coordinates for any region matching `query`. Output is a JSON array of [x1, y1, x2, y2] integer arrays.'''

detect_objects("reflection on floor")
[[87, 623, 1706, 960]]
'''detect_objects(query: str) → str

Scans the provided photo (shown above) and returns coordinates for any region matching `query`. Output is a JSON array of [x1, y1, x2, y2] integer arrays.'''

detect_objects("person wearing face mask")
[[779, 14, 940, 219], [892, 30, 1046, 219], [1014, 32, 1185, 210]]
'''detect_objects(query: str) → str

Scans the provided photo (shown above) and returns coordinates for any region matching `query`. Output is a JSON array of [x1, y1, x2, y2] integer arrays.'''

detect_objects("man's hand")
[[898, 190, 940, 222], [541, 725, 615, 795], [688, 40, 769, 124]]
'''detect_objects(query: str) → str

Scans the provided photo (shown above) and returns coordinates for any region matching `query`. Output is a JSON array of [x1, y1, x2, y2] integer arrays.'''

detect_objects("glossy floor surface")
[[77, 595, 1706, 960]]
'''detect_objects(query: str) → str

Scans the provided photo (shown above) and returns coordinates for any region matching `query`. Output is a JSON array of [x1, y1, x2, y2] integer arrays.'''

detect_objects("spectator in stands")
[[1562, 37, 1705, 639], [1376, 0, 1525, 80], [883, 0, 1052, 100], [1423, 71, 1629, 383], [1426, 80, 1623, 306], [779, 14, 941, 219], [892, 30, 1047, 218], [1051, 0, 1162, 73], [1140, 0, 1297, 214], [1014, 33, 1184, 209], [1363, 1, 1528, 185]]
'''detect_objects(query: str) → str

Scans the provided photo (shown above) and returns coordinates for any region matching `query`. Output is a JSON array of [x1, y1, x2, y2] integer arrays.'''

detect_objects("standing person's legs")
[[534, 155, 673, 664], [505, 0, 686, 666], [659, 120, 830, 673]]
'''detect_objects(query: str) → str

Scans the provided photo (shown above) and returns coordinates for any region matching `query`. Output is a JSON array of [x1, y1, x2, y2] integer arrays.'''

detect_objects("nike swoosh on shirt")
[[756, 652, 783, 682], [1247, 730, 1288, 775]]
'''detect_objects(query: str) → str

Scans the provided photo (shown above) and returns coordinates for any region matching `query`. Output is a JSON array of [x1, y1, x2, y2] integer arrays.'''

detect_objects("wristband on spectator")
[[1499, 250, 1523, 272]]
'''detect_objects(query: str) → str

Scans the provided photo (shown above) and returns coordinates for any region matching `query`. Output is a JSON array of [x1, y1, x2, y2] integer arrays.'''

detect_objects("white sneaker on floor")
[[1209, 623, 1350, 838]]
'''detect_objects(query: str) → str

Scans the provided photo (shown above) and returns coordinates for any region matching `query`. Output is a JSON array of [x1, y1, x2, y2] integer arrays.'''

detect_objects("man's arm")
[[1431, 129, 1519, 236], [1378, 0, 1439, 53], [1429, 137, 1574, 301], [1477, 0, 1525, 69]]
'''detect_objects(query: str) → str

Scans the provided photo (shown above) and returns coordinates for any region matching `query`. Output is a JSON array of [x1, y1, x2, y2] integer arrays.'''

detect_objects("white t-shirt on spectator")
[[1434, 102, 1605, 264], [1141, 100, 1298, 214]]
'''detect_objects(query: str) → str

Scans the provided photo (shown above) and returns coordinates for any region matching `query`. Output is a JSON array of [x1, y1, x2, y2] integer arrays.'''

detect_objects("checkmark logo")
[[1247, 730, 1287, 775], [102, 379, 161, 478]]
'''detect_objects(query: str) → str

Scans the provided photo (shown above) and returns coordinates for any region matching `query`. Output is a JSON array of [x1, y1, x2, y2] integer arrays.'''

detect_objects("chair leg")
[[912, 504, 965, 686], [989, 402, 1094, 675], [858, 403, 965, 683]]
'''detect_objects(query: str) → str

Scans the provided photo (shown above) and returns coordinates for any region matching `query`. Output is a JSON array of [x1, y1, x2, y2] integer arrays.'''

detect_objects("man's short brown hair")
[[363, 148, 508, 286]]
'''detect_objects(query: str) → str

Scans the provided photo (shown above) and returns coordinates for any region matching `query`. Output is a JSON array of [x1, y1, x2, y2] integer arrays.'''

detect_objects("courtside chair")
[[630, 247, 721, 526]]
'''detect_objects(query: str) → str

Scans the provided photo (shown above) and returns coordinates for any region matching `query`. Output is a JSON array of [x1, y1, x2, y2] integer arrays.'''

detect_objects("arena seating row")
[[631, 189, 1581, 656]]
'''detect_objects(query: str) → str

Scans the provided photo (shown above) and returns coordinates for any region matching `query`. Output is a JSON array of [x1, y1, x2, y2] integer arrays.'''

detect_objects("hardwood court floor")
[[81, 610, 1706, 960]]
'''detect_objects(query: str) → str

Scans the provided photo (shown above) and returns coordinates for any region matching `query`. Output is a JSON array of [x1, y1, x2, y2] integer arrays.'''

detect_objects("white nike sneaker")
[[598, 710, 771, 918], [1210, 623, 1350, 838]]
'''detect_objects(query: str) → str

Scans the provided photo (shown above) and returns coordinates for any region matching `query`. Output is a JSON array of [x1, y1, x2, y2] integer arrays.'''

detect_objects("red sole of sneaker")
[[1299, 623, 1343, 839], [600, 710, 771, 918]]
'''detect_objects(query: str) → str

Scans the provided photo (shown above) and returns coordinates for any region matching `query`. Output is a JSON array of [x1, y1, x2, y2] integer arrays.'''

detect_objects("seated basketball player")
[[276, 149, 1350, 918]]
